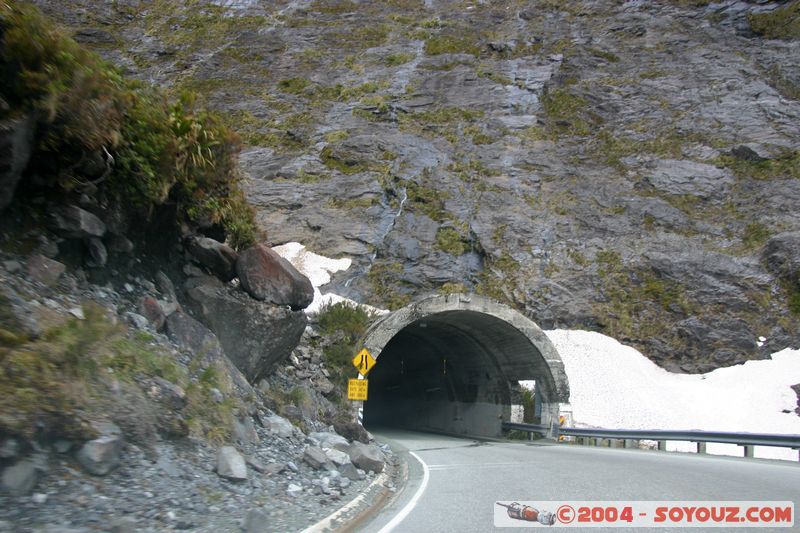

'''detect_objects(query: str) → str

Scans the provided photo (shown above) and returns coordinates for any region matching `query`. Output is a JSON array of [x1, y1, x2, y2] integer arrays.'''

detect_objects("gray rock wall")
[[32, 0, 800, 371]]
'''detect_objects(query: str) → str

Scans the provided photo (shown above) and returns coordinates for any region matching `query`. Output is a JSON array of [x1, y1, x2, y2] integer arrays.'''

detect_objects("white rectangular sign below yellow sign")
[[347, 378, 368, 401]]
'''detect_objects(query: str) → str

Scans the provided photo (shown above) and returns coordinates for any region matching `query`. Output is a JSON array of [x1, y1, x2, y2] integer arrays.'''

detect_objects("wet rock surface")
[[30, 0, 799, 370]]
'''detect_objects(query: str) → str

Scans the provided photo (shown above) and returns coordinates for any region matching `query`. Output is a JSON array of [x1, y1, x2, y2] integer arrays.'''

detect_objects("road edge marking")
[[376, 451, 430, 533]]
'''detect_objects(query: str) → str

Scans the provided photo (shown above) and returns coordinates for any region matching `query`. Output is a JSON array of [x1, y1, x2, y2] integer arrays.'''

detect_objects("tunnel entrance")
[[360, 294, 570, 437]]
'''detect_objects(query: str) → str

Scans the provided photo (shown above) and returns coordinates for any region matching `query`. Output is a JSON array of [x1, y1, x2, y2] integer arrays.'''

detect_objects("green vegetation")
[[741, 222, 771, 251], [327, 196, 378, 210], [588, 47, 620, 62], [788, 284, 800, 315], [438, 282, 466, 295], [521, 388, 536, 423], [0, 2, 257, 248], [541, 88, 591, 136], [748, 2, 800, 40], [320, 145, 366, 175], [384, 52, 415, 66], [311, 0, 360, 14], [763, 64, 800, 100], [142, 3, 267, 56], [424, 34, 482, 56], [593, 250, 693, 344], [399, 106, 485, 143], [592, 128, 726, 171], [405, 180, 450, 222], [316, 301, 374, 388], [332, 24, 391, 49], [278, 77, 311, 94], [667, 0, 712, 6], [368, 263, 411, 310], [568, 249, 589, 267], [716, 150, 800, 181], [476, 250, 520, 304], [436, 227, 469, 256], [324, 130, 349, 143], [0, 302, 241, 444]]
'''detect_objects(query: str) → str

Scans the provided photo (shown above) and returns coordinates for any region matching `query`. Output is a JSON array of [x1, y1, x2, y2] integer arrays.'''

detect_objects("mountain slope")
[[32, 0, 800, 372]]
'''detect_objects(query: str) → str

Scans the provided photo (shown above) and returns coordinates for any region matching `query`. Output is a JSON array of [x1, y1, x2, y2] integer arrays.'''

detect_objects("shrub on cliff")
[[748, 2, 800, 40], [317, 301, 373, 389], [0, 1, 257, 249]]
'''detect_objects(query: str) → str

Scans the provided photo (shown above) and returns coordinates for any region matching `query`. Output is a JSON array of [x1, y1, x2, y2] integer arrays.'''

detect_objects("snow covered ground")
[[275, 242, 800, 461], [546, 330, 800, 461]]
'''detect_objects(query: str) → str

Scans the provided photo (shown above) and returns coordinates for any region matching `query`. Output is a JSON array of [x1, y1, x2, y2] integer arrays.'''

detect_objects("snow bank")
[[272, 242, 387, 315], [546, 330, 800, 460]]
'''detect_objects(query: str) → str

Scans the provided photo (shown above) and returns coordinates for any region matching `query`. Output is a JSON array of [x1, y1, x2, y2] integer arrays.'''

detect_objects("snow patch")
[[272, 242, 387, 315], [546, 330, 800, 461]]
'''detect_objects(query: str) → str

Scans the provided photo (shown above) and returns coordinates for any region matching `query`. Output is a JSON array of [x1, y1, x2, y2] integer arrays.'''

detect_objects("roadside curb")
[[300, 452, 406, 533]]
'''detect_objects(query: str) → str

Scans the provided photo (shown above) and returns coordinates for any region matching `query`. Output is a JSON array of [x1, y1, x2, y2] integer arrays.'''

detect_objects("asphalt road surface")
[[359, 430, 800, 533]]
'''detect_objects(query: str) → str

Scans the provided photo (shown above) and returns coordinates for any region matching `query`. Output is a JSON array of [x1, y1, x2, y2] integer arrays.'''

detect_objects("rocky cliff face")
[[33, 0, 800, 372]]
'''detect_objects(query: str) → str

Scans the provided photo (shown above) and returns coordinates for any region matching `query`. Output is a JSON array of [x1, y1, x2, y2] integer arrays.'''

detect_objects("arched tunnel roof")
[[361, 294, 570, 404]]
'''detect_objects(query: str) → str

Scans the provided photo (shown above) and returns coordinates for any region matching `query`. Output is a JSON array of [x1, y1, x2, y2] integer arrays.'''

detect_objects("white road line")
[[377, 451, 430, 533]]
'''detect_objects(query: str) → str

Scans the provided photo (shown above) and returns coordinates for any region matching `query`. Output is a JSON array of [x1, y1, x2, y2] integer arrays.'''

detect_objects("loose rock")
[[348, 442, 385, 473], [216, 446, 247, 481], [76, 434, 124, 476], [1, 459, 38, 496]]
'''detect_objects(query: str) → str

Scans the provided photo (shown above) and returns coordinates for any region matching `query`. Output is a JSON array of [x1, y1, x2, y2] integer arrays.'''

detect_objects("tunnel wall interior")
[[361, 295, 570, 438]]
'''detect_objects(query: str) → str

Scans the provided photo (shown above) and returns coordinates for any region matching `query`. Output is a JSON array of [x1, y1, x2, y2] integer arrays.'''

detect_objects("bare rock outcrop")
[[236, 244, 313, 310], [184, 276, 307, 382]]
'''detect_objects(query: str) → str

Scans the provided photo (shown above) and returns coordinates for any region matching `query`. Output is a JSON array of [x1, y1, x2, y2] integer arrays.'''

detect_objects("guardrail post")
[[696, 442, 706, 454], [657, 440, 666, 451], [623, 439, 636, 449], [742, 445, 754, 458]]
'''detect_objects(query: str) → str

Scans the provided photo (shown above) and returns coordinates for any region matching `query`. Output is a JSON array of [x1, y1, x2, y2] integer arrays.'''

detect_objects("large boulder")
[[25, 254, 65, 286], [0, 114, 35, 211], [48, 205, 106, 239], [236, 244, 313, 310], [164, 311, 253, 397], [303, 446, 332, 470], [348, 442, 385, 473], [185, 276, 307, 382], [262, 415, 295, 438], [185, 236, 238, 281], [309, 432, 349, 452]]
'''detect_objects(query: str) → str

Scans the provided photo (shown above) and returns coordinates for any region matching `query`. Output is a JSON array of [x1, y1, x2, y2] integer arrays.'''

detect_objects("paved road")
[[359, 430, 800, 533]]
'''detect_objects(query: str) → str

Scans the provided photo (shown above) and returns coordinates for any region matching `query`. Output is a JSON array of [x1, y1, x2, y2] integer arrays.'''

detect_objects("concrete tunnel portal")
[[360, 294, 570, 437]]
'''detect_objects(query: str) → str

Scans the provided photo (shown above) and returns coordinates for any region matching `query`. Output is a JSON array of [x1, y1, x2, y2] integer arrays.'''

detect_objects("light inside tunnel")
[[361, 296, 569, 437]]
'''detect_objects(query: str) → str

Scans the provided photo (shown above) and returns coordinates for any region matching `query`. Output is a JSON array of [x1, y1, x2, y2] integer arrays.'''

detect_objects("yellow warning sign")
[[347, 378, 368, 401], [352, 348, 376, 376]]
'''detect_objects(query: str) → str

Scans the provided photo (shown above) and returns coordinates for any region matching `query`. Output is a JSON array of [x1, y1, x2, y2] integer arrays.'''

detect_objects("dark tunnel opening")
[[362, 308, 559, 437]]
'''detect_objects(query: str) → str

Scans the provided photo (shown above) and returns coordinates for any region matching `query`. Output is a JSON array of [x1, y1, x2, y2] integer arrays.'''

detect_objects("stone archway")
[[360, 293, 570, 437]]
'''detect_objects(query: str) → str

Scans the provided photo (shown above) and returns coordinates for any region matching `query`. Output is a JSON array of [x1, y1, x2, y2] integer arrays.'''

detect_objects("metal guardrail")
[[501, 422, 800, 460]]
